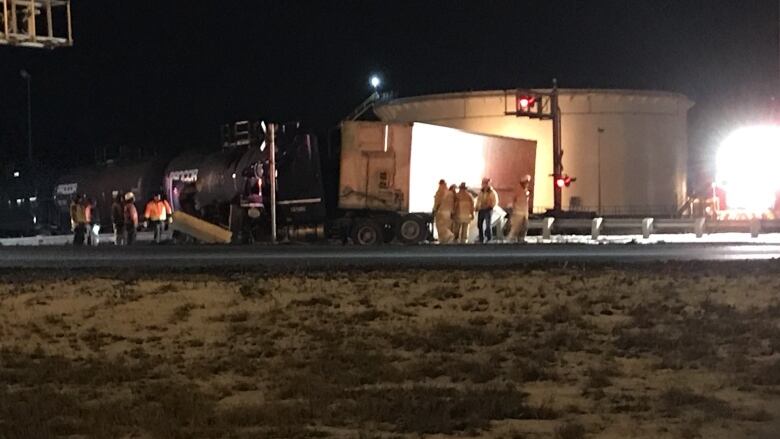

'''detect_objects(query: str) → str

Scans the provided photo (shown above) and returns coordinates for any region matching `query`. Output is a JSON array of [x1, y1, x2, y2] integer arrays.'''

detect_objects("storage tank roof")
[[380, 88, 693, 107]]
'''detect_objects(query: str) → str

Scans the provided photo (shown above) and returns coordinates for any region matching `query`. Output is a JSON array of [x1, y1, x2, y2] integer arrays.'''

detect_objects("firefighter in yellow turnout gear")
[[433, 180, 455, 244], [507, 175, 532, 243]]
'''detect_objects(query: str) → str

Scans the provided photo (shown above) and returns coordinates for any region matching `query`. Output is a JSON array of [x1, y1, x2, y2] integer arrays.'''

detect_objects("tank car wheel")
[[351, 219, 382, 246], [397, 214, 427, 244]]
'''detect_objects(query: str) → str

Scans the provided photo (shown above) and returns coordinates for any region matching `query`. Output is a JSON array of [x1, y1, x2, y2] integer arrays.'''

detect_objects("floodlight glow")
[[370, 75, 381, 89], [716, 125, 780, 213], [408, 123, 486, 213]]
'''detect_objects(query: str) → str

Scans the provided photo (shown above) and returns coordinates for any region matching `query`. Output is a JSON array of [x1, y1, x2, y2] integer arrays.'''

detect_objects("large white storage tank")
[[375, 89, 693, 216]]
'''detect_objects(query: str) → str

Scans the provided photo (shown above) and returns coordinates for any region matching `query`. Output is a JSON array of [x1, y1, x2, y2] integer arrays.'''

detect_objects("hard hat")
[[521, 174, 532, 182], [124, 192, 135, 201]]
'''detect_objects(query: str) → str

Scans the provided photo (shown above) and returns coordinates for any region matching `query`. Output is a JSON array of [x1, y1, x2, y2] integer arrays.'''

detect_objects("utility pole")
[[20, 69, 32, 163], [597, 127, 605, 214], [268, 123, 277, 243], [551, 79, 562, 212]]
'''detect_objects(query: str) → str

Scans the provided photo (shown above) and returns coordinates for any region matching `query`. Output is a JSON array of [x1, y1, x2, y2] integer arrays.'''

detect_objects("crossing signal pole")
[[506, 79, 569, 213]]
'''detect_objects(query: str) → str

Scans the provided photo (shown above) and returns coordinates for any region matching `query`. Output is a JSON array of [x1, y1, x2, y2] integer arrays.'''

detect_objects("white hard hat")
[[124, 192, 135, 201]]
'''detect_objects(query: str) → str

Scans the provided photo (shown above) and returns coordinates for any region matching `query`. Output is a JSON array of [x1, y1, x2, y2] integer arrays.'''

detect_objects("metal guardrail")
[[4, 219, 780, 247], [528, 217, 780, 240], [0, 231, 167, 247]]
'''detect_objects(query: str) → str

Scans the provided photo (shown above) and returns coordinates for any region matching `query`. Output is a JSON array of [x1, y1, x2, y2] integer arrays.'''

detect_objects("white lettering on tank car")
[[169, 169, 199, 183], [56, 183, 78, 195]]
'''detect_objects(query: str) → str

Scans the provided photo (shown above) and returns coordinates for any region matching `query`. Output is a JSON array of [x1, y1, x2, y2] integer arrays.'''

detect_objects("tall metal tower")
[[0, 0, 72, 49]]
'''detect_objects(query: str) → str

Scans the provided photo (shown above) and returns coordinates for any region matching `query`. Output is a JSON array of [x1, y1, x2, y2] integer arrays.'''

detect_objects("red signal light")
[[555, 175, 575, 189], [517, 96, 536, 112]]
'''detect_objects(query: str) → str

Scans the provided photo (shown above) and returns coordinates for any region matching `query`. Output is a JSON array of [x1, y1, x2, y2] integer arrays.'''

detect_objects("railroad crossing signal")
[[555, 174, 575, 188], [509, 90, 553, 120], [506, 80, 567, 213], [516, 95, 536, 113]]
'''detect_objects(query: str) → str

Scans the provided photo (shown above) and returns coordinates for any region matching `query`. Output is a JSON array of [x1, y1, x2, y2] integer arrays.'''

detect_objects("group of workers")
[[70, 192, 173, 246], [433, 175, 532, 244]]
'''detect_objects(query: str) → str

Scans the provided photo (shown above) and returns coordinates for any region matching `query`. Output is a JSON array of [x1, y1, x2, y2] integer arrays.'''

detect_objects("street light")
[[19, 70, 32, 163], [597, 127, 605, 214], [370, 75, 381, 90]]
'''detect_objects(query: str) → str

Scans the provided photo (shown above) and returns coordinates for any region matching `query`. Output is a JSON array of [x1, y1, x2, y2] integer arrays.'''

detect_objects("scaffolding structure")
[[0, 0, 72, 48]]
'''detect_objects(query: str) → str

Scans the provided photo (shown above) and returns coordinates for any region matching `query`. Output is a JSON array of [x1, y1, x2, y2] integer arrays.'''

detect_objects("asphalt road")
[[0, 243, 779, 269]]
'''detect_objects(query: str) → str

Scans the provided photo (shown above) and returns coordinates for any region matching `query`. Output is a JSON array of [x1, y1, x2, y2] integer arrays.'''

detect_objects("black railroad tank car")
[[164, 123, 328, 242]]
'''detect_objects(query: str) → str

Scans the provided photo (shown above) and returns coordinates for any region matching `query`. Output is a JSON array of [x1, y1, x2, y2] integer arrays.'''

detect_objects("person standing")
[[432, 180, 450, 243], [453, 183, 475, 243], [111, 194, 126, 245], [144, 193, 172, 243], [82, 196, 93, 245], [507, 175, 532, 243], [86, 198, 100, 246], [435, 184, 456, 244], [70, 194, 86, 246], [475, 177, 499, 243], [448, 184, 459, 237], [124, 192, 139, 245]]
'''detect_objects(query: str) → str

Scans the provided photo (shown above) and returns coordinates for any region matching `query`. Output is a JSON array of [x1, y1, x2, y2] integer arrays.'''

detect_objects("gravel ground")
[[1, 262, 779, 438]]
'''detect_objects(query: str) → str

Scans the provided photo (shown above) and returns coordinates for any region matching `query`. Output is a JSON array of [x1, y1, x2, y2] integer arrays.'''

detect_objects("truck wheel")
[[351, 219, 382, 245], [397, 214, 427, 244]]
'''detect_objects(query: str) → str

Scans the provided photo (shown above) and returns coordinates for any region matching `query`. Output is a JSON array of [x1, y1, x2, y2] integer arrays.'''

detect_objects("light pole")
[[597, 127, 605, 214], [20, 70, 32, 163]]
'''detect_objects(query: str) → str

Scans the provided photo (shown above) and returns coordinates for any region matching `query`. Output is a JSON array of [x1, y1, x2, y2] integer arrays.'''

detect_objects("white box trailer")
[[338, 121, 537, 243]]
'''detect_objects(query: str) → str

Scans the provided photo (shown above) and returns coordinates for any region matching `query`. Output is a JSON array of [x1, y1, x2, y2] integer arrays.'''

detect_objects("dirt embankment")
[[1, 264, 780, 438]]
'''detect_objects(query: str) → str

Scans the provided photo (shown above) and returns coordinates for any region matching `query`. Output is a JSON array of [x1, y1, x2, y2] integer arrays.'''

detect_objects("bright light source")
[[13, 171, 20, 178], [408, 123, 486, 213], [716, 125, 780, 214], [556, 178, 565, 188], [516, 95, 535, 112], [370, 75, 381, 89]]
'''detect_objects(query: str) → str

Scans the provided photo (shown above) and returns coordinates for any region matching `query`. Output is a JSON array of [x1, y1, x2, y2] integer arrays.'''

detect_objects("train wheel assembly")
[[397, 214, 427, 244], [351, 219, 382, 245]]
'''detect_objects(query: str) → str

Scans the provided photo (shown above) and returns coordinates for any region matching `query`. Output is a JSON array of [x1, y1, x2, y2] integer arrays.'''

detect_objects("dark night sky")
[[1, 0, 778, 178]]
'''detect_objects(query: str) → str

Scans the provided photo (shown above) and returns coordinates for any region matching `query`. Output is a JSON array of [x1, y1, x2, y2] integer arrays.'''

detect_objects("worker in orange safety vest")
[[144, 193, 173, 243]]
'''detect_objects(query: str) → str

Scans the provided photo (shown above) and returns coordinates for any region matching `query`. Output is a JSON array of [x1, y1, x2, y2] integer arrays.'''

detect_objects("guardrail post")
[[641, 218, 654, 239], [750, 218, 761, 238], [591, 217, 603, 240], [694, 218, 705, 238], [542, 217, 555, 240]]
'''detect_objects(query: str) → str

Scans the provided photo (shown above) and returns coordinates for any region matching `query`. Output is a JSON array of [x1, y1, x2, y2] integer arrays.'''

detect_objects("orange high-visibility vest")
[[144, 199, 172, 221]]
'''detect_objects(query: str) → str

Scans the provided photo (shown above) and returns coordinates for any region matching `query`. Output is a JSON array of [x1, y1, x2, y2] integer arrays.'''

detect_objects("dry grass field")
[[1, 263, 780, 438]]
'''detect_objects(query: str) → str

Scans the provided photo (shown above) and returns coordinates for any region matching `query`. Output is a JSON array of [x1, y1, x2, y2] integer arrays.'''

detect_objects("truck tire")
[[351, 219, 382, 246], [397, 214, 427, 244]]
